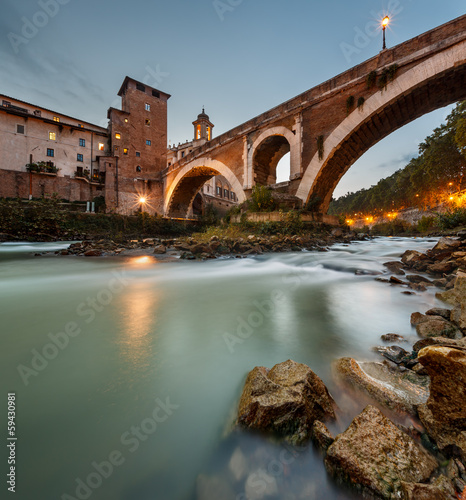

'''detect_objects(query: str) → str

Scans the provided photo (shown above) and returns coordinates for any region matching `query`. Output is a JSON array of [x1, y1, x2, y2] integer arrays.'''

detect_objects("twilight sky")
[[1, 0, 464, 198]]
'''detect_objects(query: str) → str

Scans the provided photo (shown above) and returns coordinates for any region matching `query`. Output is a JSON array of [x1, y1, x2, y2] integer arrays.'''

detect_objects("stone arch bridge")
[[163, 15, 466, 218]]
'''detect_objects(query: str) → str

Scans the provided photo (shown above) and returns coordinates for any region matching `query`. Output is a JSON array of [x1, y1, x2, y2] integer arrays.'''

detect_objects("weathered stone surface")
[[153, 244, 167, 254], [400, 479, 454, 500], [406, 275, 434, 285], [401, 250, 425, 265], [381, 333, 406, 343], [373, 345, 409, 364], [431, 237, 461, 253], [384, 261, 406, 275], [415, 319, 461, 339], [413, 336, 464, 352], [311, 420, 334, 452], [237, 360, 336, 443], [425, 308, 452, 320], [427, 260, 458, 275], [333, 358, 429, 415], [83, 249, 102, 257], [418, 346, 466, 460], [437, 272, 466, 329], [390, 276, 407, 285], [325, 406, 438, 499]]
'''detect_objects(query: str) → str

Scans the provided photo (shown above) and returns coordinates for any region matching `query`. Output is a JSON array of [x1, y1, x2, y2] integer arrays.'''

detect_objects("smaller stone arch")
[[164, 158, 245, 217], [247, 126, 300, 188]]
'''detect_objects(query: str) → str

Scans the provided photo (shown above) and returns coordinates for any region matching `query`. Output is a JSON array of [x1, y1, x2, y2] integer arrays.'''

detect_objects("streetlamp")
[[382, 16, 390, 50]]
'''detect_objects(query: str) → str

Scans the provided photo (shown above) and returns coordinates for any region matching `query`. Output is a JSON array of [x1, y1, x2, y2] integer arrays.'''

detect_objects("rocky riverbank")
[[207, 235, 466, 500], [36, 229, 368, 260]]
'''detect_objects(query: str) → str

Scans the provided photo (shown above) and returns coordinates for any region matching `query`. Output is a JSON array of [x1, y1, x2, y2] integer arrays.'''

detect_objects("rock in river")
[[237, 359, 336, 444], [325, 405, 438, 499]]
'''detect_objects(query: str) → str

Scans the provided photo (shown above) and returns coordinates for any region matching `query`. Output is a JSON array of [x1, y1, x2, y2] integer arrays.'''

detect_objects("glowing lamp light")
[[382, 16, 390, 27], [139, 197, 147, 204], [449, 196, 454, 201]]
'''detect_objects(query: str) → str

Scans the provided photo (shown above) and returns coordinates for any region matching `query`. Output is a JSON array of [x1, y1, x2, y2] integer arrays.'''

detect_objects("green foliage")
[[280, 209, 304, 234], [435, 208, 466, 230], [26, 161, 58, 174], [357, 97, 365, 109], [366, 71, 377, 89], [346, 95, 355, 115], [378, 65, 399, 90], [329, 101, 466, 217], [249, 185, 276, 212], [371, 220, 411, 236], [417, 216, 437, 233], [200, 203, 220, 225], [317, 135, 324, 161], [305, 194, 322, 212], [93, 196, 106, 213]]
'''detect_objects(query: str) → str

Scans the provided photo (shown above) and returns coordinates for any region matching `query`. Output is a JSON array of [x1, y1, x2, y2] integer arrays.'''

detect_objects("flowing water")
[[0, 237, 444, 500]]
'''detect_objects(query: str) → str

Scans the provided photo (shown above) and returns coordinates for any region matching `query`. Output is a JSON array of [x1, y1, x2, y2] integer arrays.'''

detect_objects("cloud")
[[376, 152, 417, 170]]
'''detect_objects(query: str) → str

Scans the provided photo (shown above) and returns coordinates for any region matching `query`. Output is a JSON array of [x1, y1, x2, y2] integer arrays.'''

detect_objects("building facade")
[[0, 77, 237, 216]]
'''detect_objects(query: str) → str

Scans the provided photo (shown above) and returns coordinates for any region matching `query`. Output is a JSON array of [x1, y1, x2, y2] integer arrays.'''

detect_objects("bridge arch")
[[296, 41, 466, 212], [164, 158, 246, 217], [247, 126, 300, 187]]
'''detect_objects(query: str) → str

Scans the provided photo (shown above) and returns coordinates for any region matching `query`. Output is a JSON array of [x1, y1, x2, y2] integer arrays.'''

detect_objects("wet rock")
[[381, 333, 406, 343], [311, 420, 334, 452], [425, 308, 452, 320], [418, 346, 466, 461], [384, 261, 406, 275], [83, 249, 102, 257], [437, 272, 466, 329], [333, 358, 429, 415], [237, 359, 336, 444], [432, 237, 461, 253], [403, 291, 417, 295], [411, 312, 434, 326], [427, 260, 458, 275], [401, 250, 425, 266], [153, 245, 167, 254], [409, 283, 428, 292], [325, 405, 438, 499], [406, 275, 434, 285], [390, 275, 407, 285], [415, 319, 461, 339], [433, 278, 448, 288], [413, 337, 465, 352], [373, 345, 409, 364], [400, 479, 454, 500]]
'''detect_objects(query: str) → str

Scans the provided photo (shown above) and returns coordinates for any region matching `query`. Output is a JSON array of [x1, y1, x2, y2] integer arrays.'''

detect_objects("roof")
[[117, 76, 171, 99]]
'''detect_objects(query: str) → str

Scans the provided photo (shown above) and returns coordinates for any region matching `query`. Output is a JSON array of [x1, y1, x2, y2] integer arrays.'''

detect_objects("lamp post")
[[382, 16, 390, 50]]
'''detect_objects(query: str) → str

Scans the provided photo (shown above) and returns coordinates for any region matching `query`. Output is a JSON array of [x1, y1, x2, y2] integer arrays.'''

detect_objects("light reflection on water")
[[0, 237, 441, 499]]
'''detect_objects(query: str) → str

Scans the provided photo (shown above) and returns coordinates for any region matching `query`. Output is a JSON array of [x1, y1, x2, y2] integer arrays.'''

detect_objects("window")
[[2, 100, 11, 107], [207, 127, 211, 140], [98, 143, 104, 151], [53, 116, 60, 122], [49, 132, 56, 140], [146, 140, 151, 146], [77, 154, 83, 162], [152, 90, 160, 98], [145, 103, 151, 111], [136, 152, 141, 157], [16, 124, 25, 134], [136, 83, 146, 92], [224, 189, 229, 198], [78, 124, 83, 128], [145, 119, 150, 126], [115, 133, 121, 140], [79, 138, 85, 147], [231, 192, 236, 201], [47, 149, 54, 157], [181, 151, 185, 158], [136, 166, 142, 172], [206, 185, 210, 193], [216, 186, 221, 196], [76, 166, 83, 176], [123, 148, 128, 155], [33, 110, 41, 117]]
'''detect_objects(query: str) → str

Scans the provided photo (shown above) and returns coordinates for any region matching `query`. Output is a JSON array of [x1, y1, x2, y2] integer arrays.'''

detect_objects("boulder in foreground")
[[325, 405, 438, 499], [237, 359, 336, 444]]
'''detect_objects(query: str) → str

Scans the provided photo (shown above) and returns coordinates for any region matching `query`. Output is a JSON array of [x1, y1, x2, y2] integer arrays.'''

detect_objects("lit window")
[[146, 140, 151, 146], [145, 119, 150, 126], [79, 138, 85, 147], [53, 116, 60, 122], [145, 103, 151, 111], [115, 133, 121, 140], [207, 127, 211, 140], [78, 124, 83, 128], [196, 125, 201, 140], [49, 132, 56, 140], [47, 149, 54, 157], [77, 154, 83, 162], [123, 148, 128, 155], [16, 124, 25, 134], [136, 152, 141, 157], [98, 143, 104, 151]]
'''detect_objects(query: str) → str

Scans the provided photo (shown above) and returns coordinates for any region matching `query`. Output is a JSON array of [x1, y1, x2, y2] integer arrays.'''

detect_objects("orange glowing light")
[[449, 196, 454, 201], [382, 16, 390, 27], [139, 197, 147, 204]]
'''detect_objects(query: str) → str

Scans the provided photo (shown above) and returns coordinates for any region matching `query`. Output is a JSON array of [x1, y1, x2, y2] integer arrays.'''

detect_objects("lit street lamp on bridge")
[[382, 16, 390, 50]]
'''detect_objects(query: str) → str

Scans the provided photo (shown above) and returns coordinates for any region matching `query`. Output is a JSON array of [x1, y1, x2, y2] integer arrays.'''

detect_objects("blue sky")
[[1, 0, 464, 197]]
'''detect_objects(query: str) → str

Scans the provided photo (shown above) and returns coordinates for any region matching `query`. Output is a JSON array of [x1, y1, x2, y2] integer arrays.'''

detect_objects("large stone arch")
[[164, 158, 245, 217], [247, 126, 300, 188], [296, 40, 466, 212]]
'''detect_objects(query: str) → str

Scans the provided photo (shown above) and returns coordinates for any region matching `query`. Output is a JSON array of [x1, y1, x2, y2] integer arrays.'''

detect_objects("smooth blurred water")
[[0, 237, 443, 500]]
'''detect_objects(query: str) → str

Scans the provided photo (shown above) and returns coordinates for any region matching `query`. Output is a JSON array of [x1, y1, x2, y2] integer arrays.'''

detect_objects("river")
[[0, 237, 442, 500]]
